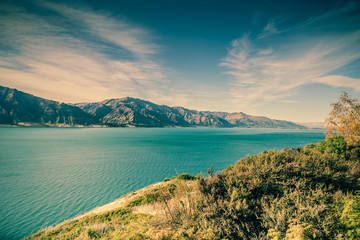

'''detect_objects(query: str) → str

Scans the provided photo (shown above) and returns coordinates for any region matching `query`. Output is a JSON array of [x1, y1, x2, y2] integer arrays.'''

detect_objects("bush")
[[126, 192, 163, 208], [311, 135, 348, 156], [167, 173, 198, 181], [186, 138, 360, 239], [176, 173, 197, 180], [334, 191, 360, 239]]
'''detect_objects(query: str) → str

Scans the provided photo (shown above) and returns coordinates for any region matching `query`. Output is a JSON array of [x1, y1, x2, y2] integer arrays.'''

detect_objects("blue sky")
[[0, 0, 359, 122]]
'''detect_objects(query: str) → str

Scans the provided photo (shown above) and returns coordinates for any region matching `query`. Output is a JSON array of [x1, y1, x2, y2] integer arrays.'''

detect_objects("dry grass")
[[26, 179, 199, 239], [74, 182, 166, 220]]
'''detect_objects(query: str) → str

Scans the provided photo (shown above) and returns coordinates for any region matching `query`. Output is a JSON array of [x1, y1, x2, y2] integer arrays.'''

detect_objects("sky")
[[0, 0, 359, 122]]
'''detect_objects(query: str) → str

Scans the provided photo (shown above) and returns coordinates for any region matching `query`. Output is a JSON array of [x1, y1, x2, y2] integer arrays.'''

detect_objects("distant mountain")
[[75, 97, 306, 129], [0, 86, 101, 126], [297, 122, 326, 129], [0, 85, 305, 128]]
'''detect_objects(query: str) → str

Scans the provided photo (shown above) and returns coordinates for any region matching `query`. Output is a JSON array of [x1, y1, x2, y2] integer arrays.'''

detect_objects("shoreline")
[[0, 124, 320, 130]]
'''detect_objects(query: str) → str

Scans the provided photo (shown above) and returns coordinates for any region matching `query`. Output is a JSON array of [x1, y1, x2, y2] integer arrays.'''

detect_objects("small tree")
[[326, 92, 360, 145]]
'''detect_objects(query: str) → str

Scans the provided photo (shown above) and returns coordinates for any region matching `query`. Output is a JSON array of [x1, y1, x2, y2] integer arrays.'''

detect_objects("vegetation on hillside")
[[27, 92, 360, 239], [326, 91, 360, 145], [26, 137, 360, 240]]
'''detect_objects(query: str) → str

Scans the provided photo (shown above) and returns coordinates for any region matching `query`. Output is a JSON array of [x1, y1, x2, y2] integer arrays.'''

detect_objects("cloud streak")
[[0, 0, 168, 103], [221, 2, 360, 111]]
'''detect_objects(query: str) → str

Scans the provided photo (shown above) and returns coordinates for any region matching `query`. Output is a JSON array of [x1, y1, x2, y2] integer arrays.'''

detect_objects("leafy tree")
[[326, 91, 360, 145]]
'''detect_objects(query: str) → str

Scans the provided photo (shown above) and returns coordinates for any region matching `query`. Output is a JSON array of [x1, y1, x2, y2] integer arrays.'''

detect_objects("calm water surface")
[[0, 127, 325, 239]]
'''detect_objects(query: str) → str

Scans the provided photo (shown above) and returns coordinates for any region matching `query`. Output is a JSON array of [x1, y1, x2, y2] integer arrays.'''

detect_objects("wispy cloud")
[[258, 18, 283, 39], [221, 2, 360, 111], [314, 75, 360, 91], [0, 0, 168, 102]]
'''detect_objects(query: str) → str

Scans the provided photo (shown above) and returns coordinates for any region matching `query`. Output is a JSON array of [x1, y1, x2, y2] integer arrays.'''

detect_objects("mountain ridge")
[[0, 86, 101, 127], [0, 86, 306, 129], [75, 97, 305, 129]]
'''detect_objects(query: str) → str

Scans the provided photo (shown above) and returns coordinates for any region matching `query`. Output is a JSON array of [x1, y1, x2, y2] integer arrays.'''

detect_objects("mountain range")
[[0, 86, 305, 129], [0, 86, 100, 127]]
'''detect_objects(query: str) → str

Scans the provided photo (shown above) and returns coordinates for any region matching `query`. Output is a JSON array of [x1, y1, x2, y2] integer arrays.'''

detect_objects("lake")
[[0, 127, 325, 239]]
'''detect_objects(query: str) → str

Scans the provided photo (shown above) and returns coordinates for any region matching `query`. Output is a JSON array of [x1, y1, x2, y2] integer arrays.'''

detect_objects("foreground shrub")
[[334, 191, 360, 239], [162, 138, 360, 239]]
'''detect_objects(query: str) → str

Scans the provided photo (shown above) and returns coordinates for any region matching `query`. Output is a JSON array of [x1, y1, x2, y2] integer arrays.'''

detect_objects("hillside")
[[75, 97, 305, 129], [0, 86, 101, 127], [26, 136, 360, 239]]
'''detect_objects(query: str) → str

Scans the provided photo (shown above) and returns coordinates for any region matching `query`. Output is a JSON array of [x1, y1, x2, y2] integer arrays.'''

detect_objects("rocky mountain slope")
[[0, 85, 305, 128], [0, 86, 101, 126], [75, 97, 305, 128]]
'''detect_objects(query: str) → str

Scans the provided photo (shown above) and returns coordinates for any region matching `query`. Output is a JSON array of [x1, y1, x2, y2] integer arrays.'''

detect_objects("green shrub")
[[86, 228, 101, 238], [191, 138, 360, 239], [126, 184, 178, 208], [169, 173, 198, 181], [309, 135, 348, 156], [176, 173, 197, 180], [334, 191, 360, 239], [126, 193, 160, 208]]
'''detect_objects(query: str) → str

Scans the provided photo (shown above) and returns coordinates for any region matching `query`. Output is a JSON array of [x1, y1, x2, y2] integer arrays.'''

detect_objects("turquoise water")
[[0, 128, 325, 239]]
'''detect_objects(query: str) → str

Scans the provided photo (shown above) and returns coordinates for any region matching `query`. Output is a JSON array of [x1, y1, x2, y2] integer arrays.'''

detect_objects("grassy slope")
[[26, 179, 199, 240], [26, 136, 360, 240]]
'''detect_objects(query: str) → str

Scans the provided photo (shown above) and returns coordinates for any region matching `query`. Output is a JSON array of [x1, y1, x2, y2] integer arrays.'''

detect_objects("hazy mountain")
[[297, 122, 326, 129], [75, 97, 306, 129], [0, 86, 101, 126]]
